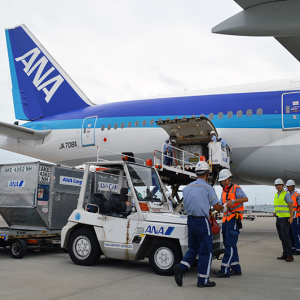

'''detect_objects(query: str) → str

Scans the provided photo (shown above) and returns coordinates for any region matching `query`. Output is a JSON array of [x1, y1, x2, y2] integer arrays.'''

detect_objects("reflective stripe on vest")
[[222, 185, 244, 222], [274, 191, 290, 217], [291, 190, 300, 218]]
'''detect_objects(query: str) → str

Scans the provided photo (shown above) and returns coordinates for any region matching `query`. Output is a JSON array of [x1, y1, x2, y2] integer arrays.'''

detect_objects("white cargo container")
[[0, 161, 92, 258]]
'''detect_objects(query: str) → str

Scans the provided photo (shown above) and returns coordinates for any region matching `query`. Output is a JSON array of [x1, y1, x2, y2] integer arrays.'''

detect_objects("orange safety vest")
[[222, 184, 244, 222], [291, 190, 300, 218]]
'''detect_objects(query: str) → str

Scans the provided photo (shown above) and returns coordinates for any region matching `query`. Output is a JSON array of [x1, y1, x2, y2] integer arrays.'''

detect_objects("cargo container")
[[0, 162, 92, 258]]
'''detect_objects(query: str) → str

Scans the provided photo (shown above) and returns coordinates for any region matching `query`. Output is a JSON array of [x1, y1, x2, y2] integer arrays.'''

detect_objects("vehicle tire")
[[10, 239, 27, 259], [149, 240, 182, 276], [68, 228, 102, 266]]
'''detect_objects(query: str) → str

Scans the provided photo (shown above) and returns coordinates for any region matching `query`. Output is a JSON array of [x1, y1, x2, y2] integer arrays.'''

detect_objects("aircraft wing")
[[234, 0, 278, 10], [275, 36, 300, 62], [213, 1, 300, 62], [0, 121, 51, 140]]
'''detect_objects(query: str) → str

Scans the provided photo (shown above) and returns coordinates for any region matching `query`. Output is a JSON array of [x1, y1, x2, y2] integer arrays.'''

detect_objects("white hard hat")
[[165, 139, 169, 142], [210, 131, 216, 135], [286, 179, 296, 186], [195, 161, 210, 174], [218, 169, 233, 181], [274, 178, 284, 185], [171, 140, 176, 143]]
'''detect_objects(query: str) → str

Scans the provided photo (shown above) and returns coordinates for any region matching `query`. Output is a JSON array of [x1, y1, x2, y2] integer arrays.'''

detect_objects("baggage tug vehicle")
[[61, 158, 224, 275]]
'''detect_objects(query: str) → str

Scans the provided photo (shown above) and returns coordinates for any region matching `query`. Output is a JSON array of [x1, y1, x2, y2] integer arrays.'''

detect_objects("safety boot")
[[213, 270, 230, 278], [174, 265, 185, 286], [230, 270, 242, 276], [197, 281, 216, 288], [277, 255, 287, 260], [286, 256, 294, 262]]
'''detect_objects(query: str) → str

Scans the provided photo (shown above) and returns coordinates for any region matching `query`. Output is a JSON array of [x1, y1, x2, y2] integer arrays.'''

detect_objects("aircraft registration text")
[[59, 141, 77, 149]]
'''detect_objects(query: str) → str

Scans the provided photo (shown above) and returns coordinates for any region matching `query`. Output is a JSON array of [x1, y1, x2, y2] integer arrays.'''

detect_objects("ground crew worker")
[[213, 169, 248, 278], [174, 161, 232, 288], [286, 180, 300, 255], [163, 139, 171, 166], [274, 178, 294, 262], [168, 140, 176, 165], [210, 131, 217, 142], [217, 137, 229, 148]]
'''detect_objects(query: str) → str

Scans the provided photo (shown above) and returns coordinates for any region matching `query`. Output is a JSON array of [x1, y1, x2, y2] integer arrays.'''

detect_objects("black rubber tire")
[[149, 240, 182, 276], [10, 239, 27, 259], [68, 228, 102, 266]]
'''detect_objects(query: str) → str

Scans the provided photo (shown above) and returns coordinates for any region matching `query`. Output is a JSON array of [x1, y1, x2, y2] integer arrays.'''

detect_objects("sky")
[[0, 0, 299, 205]]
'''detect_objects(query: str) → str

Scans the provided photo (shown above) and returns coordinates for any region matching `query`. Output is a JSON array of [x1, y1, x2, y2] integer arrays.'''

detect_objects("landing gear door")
[[81, 116, 97, 146], [282, 92, 300, 130]]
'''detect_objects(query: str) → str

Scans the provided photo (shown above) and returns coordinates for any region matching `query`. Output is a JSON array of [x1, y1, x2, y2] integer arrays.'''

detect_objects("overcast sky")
[[0, 0, 299, 205]]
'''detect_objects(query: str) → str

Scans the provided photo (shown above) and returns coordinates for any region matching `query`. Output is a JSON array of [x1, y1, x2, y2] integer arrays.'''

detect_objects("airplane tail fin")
[[5, 24, 94, 121]]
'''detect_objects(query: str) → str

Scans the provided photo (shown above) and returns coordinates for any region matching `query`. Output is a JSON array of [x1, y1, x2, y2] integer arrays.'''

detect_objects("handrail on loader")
[[158, 143, 199, 169], [97, 148, 146, 165]]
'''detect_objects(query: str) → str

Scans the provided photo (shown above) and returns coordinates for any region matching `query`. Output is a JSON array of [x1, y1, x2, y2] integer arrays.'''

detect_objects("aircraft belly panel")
[[283, 145, 300, 182], [233, 143, 300, 186], [234, 146, 270, 185]]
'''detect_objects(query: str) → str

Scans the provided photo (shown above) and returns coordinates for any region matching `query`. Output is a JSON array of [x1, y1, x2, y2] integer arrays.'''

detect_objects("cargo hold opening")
[[155, 116, 230, 186], [156, 116, 217, 162]]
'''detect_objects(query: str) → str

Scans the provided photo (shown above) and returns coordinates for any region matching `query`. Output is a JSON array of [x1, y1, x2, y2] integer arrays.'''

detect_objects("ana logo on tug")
[[145, 226, 175, 236], [15, 47, 64, 103]]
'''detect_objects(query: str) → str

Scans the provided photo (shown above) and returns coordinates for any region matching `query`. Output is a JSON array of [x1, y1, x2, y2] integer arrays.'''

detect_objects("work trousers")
[[221, 218, 241, 275], [163, 151, 171, 166], [276, 217, 293, 257], [178, 216, 213, 285], [289, 216, 300, 254]]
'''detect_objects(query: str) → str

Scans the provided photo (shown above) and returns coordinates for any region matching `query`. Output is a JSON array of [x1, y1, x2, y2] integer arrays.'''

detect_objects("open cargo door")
[[156, 116, 218, 146], [156, 116, 219, 166]]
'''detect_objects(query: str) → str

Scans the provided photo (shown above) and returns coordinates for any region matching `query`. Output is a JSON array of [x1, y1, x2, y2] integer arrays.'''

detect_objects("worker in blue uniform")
[[210, 131, 217, 142], [168, 140, 176, 165], [218, 137, 229, 148], [163, 139, 171, 165], [174, 161, 232, 288]]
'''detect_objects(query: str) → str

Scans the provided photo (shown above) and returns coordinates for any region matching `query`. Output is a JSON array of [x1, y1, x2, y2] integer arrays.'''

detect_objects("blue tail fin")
[[5, 24, 93, 121]]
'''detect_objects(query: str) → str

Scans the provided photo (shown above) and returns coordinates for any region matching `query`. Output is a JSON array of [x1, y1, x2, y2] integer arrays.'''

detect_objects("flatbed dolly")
[[0, 227, 61, 258]]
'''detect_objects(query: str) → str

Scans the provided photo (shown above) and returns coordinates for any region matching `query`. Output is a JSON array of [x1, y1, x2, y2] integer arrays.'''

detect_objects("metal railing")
[[155, 143, 199, 170], [208, 146, 213, 172], [97, 148, 146, 165]]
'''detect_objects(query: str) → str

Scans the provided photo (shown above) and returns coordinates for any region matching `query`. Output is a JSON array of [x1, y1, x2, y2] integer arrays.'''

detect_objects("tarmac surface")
[[0, 217, 299, 300]]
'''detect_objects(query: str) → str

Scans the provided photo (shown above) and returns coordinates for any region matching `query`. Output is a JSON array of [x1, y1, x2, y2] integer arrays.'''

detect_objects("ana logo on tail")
[[15, 47, 64, 103]]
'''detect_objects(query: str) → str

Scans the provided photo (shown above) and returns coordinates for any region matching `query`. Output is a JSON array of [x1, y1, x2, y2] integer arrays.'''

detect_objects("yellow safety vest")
[[274, 191, 290, 217]]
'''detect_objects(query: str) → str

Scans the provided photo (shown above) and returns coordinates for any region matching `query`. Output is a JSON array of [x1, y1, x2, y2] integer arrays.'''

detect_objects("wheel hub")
[[12, 243, 21, 255], [73, 236, 91, 259], [154, 247, 174, 270]]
